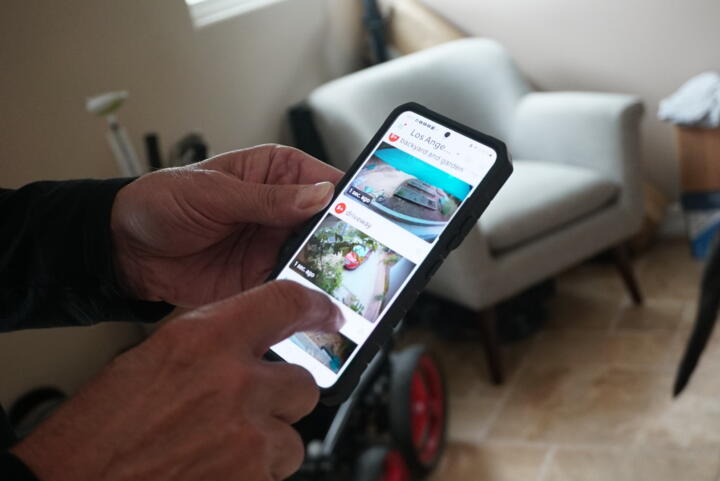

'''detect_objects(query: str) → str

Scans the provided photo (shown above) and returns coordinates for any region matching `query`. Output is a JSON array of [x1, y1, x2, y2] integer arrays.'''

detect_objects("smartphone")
[[267, 103, 512, 403]]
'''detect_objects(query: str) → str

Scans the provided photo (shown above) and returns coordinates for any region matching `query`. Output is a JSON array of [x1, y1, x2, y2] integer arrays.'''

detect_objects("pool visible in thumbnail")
[[290, 214, 415, 323], [346, 142, 472, 242], [289, 331, 357, 374]]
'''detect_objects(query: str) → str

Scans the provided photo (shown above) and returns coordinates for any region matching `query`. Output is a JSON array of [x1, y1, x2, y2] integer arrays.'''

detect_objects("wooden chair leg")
[[612, 243, 643, 305], [478, 308, 504, 385]]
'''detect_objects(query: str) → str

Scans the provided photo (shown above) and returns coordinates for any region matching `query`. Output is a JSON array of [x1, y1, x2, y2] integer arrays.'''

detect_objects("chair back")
[[308, 38, 530, 169]]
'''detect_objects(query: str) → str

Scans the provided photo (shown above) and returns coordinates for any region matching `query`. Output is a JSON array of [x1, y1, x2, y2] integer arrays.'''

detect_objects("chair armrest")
[[427, 223, 496, 311], [510, 92, 644, 185]]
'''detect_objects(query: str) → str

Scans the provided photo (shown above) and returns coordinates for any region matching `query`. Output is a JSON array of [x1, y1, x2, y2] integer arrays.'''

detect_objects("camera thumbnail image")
[[290, 331, 357, 373], [290, 215, 415, 323], [346, 142, 472, 242]]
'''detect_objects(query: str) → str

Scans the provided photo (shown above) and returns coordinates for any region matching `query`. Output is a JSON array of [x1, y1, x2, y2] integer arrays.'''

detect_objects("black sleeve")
[[0, 179, 173, 332], [0, 451, 38, 481]]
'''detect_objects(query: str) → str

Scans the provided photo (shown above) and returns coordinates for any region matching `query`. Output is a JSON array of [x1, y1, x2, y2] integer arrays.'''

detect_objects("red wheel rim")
[[380, 450, 410, 481], [410, 355, 445, 465]]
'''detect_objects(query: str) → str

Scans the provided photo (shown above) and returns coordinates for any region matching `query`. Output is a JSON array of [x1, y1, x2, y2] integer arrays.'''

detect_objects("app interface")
[[272, 110, 497, 387]]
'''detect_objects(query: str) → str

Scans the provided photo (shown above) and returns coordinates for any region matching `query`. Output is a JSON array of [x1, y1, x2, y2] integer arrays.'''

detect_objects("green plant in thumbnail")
[[439, 196, 459, 217], [301, 221, 379, 295], [349, 300, 365, 315], [383, 251, 400, 266]]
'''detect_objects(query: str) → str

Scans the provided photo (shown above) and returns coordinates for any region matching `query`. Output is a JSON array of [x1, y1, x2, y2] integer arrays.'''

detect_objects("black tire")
[[388, 345, 447, 477], [354, 446, 410, 481]]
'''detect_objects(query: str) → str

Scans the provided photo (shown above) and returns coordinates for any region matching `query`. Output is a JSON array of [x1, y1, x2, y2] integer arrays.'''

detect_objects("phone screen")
[[271, 109, 498, 388]]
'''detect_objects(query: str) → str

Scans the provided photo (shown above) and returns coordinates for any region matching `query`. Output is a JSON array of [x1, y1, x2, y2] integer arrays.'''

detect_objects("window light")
[[185, 0, 287, 28]]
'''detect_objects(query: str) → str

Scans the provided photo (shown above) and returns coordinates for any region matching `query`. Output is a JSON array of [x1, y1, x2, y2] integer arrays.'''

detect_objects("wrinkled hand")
[[112, 145, 342, 307], [12, 280, 344, 481]]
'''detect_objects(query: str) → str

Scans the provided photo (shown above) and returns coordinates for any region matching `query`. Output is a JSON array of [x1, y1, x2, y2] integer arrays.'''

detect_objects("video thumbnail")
[[290, 214, 416, 323], [345, 142, 471, 242], [290, 331, 357, 373]]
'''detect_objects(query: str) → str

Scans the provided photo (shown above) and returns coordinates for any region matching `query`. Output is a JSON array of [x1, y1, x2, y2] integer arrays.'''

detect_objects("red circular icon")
[[334, 203, 346, 214]]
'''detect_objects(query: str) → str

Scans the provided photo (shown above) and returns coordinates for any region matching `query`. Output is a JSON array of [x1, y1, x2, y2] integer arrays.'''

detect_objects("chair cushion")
[[480, 160, 619, 253]]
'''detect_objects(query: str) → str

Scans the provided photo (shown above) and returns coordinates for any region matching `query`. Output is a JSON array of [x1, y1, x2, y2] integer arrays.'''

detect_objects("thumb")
[[230, 180, 335, 226], [193, 280, 345, 357]]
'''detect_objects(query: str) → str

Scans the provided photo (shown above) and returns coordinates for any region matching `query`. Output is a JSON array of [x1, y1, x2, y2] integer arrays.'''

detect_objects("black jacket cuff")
[[0, 452, 39, 481]]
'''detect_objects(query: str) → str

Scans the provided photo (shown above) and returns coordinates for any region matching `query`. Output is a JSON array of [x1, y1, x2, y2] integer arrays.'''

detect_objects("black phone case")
[[266, 102, 512, 405]]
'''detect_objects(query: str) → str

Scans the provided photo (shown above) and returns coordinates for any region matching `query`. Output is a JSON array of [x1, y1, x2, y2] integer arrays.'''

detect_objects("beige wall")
[[419, 0, 720, 198], [0, 0, 363, 187], [0, 323, 146, 408], [0, 0, 362, 407]]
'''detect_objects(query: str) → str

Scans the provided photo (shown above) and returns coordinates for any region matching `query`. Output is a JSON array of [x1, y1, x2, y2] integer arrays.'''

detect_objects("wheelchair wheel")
[[354, 445, 411, 481], [388, 345, 447, 476]]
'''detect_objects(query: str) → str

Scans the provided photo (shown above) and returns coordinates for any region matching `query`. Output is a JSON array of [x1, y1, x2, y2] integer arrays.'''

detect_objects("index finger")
[[199, 280, 345, 357]]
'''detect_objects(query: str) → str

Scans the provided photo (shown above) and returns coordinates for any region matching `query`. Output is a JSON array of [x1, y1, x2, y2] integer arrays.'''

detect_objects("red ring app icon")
[[334, 203, 346, 214], [388, 133, 399, 142]]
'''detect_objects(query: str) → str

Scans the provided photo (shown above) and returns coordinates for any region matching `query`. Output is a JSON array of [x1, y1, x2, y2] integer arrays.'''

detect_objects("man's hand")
[[111, 145, 342, 307], [11, 280, 343, 481]]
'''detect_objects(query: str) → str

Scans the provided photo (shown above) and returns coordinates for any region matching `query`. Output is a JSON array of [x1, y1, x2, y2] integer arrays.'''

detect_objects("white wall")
[[0, 323, 147, 408], [0, 0, 363, 187], [0, 0, 363, 407], [419, 0, 720, 198]]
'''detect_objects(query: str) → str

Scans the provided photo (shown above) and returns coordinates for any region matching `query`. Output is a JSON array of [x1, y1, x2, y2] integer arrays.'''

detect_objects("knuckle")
[[181, 305, 227, 340], [244, 423, 269, 451], [258, 183, 281, 215], [273, 364, 319, 419], [297, 388, 320, 417], [284, 428, 306, 472], [235, 424, 272, 472], [153, 321, 197, 357], [284, 365, 319, 402], [266, 143, 284, 154], [268, 145, 304, 181], [232, 362, 262, 391], [151, 315, 217, 364], [285, 363, 316, 386], [294, 368, 320, 399]]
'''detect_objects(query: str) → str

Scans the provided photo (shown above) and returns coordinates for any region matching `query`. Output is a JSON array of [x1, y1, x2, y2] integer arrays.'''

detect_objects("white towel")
[[658, 72, 720, 127]]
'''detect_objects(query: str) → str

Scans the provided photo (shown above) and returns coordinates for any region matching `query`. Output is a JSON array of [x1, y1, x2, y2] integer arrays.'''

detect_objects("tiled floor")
[[413, 239, 720, 481]]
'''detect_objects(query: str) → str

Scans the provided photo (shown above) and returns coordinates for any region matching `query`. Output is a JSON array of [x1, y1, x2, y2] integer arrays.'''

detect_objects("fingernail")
[[295, 182, 334, 210]]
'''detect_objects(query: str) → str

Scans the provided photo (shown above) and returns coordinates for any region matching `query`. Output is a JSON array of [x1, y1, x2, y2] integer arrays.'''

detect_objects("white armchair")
[[306, 38, 645, 383]]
